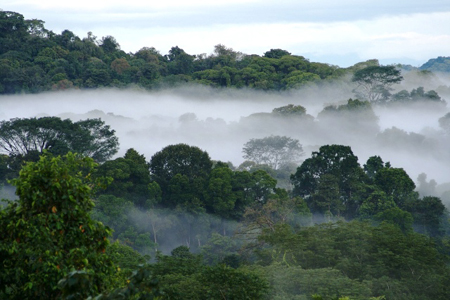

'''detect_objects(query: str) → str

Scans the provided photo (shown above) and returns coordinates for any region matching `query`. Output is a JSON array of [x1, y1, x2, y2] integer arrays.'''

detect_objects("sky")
[[3, 0, 450, 67]]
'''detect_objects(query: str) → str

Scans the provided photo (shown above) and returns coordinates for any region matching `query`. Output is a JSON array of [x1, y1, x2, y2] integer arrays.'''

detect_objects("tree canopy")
[[0, 11, 346, 94], [352, 65, 403, 102], [242, 135, 303, 170], [0, 117, 118, 163], [149, 144, 212, 211]]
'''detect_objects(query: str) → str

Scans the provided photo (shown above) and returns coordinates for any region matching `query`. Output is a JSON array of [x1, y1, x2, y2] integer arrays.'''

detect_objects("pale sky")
[[3, 0, 450, 67]]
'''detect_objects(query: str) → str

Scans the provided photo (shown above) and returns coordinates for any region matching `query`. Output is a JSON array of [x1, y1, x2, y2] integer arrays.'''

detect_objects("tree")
[[272, 104, 306, 116], [391, 87, 445, 104], [70, 118, 119, 163], [0, 117, 119, 163], [110, 58, 130, 75], [263, 48, 291, 59], [59, 264, 161, 300], [204, 166, 236, 218], [211, 44, 243, 67], [165, 46, 195, 75], [409, 196, 446, 236], [96, 148, 151, 208], [363, 156, 390, 182], [291, 145, 367, 218], [250, 170, 277, 203], [242, 193, 311, 236], [311, 174, 343, 216], [352, 65, 403, 102], [145, 208, 176, 245], [416, 173, 437, 197], [359, 190, 396, 219], [0, 117, 72, 156], [374, 167, 416, 208], [283, 71, 320, 88], [374, 207, 413, 233], [149, 144, 212, 210], [100, 35, 120, 53], [242, 135, 303, 170], [0, 11, 29, 55], [0, 153, 114, 299], [0, 154, 9, 184]]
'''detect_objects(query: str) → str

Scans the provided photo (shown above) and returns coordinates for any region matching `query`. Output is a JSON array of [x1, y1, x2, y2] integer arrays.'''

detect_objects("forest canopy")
[[2, 9, 450, 300]]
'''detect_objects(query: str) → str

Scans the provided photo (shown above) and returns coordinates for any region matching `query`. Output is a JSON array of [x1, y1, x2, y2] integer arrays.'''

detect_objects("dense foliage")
[[256, 221, 450, 299], [2, 9, 450, 300], [0, 153, 114, 299], [2, 140, 448, 299], [0, 117, 119, 163], [0, 11, 346, 94]]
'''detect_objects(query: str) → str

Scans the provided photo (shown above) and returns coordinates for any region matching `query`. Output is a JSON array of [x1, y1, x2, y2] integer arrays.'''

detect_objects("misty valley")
[[2, 10, 450, 300]]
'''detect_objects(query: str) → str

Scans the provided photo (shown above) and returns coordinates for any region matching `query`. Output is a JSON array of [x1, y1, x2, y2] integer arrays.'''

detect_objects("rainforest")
[[1, 10, 450, 300]]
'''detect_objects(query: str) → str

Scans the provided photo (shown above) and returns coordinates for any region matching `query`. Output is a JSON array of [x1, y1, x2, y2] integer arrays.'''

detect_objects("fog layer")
[[1, 80, 449, 188]]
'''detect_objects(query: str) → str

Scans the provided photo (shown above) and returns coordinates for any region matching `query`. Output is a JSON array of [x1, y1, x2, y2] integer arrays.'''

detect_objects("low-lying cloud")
[[1, 77, 449, 191]]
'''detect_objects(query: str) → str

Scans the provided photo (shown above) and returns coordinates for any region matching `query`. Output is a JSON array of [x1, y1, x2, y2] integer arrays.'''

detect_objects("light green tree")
[[0, 152, 114, 299]]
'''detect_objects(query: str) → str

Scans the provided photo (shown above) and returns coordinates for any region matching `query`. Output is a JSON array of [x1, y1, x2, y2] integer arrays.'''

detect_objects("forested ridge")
[[1, 10, 449, 95], [1, 10, 450, 300]]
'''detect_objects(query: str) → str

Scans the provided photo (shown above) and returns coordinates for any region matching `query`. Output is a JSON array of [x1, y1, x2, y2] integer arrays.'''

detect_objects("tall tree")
[[374, 167, 416, 208], [0, 117, 118, 163], [352, 65, 403, 102], [149, 144, 212, 210], [291, 145, 367, 218]]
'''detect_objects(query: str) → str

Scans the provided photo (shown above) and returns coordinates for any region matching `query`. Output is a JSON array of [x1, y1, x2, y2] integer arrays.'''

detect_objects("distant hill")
[[420, 56, 450, 72]]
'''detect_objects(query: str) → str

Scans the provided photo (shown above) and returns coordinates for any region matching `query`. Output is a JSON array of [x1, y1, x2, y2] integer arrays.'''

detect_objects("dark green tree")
[[263, 48, 291, 59], [359, 190, 396, 219], [149, 144, 212, 210], [204, 166, 236, 218], [311, 174, 343, 216], [363, 156, 390, 182], [374, 167, 416, 208], [99, 35, 120, 53], [96, 148, 151, 208], [291, 145, 367, 218], [165, 46, 195, 75], [410, 196, 446, 236], [0, 117, 118, 163]]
